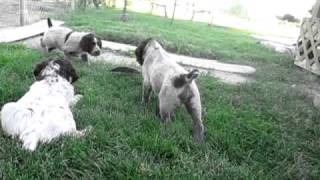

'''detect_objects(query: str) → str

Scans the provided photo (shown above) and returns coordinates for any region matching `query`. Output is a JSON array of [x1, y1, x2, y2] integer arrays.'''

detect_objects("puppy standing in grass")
[[1, 58, 91, 151], [135, 38, 204, 141], [40, 18, 102, 62]]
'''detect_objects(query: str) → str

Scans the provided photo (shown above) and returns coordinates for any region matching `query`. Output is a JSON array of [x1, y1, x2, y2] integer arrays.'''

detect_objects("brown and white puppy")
[[1, 58, 91, 151], [135, 38, 204, 142], [40, 18, 102, 62]]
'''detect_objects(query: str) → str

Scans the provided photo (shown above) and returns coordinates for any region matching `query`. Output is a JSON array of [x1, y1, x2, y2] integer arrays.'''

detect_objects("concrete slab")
[[260, 41, 294, 54], [92, 51, 138, 66], [7, 20, 255, 76], [22, 35, 255, 85], [251, 34, 297, 46], [251, 34, 296, 54], [100, 40, 256, 75], [102, 41, 136, 52], [23, 36, 42, 49], [15, 19, 256, 84], [23, 35, 256, 75], [91, 51, 252, 85], [172, 54, 255, 74], [0, 19, 64, 43]]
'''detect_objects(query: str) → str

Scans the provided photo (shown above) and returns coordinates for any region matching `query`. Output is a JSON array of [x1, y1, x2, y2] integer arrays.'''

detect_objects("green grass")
[[61, 8, 286, 65], [0, 9, 320, 179]]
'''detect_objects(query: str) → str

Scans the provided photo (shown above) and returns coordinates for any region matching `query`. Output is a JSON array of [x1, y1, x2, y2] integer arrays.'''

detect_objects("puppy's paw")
[[141, 98, 146, 105], [192, 125, 204, 142], [159, 111, 171, 123], [74, 94, 83, 101], [84, 125, 93, 134], [160, 116, 170, 123], [70, 94, 83, 107], [74, 94, 83, 102], [73, 126, 93, 138], [192, 133, 204, 142], [23, 139, 38, 151], [155, 108, 160, 118]]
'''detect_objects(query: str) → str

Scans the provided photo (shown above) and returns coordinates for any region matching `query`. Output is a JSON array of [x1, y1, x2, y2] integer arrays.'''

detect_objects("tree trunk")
[[123, 0, 127, 13], [171, 0, 177, 24], [121, 0, 129, 21], [78, 0, 87, 11], [93, 0, 99, 8], [208, 11, 214, 26], [112, 0, 116, 8], [20, 0, 26, 26]]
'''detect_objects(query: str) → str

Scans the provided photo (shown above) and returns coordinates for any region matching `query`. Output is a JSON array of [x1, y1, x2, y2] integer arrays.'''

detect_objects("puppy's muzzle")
[[91, 50, 101, 56]]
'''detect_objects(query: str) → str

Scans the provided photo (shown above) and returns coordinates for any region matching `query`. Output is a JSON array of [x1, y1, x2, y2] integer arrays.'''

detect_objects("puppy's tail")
[[173, 69, 199, 88], [110, 67, 140, 74], [47, 18, 53, 28]]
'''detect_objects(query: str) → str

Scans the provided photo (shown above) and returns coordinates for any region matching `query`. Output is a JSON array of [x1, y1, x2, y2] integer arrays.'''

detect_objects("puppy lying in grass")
[[135, 38, 204, 142], [40, 18, 102, 62], [1, 58, 91, 151]]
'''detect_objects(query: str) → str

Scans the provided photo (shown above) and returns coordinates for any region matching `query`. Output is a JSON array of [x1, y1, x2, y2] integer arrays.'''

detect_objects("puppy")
[[135, 38, 204, 141], [1, 58, 91, 151], [40, 18, 102, 62]]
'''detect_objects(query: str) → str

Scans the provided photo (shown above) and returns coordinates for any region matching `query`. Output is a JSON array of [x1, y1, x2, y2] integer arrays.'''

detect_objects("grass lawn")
[[62, 8, 287, 65], [0, 9, 319, 179]]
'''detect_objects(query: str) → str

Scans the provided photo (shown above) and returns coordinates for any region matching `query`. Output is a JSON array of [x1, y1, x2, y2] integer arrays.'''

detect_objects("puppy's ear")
[[80, 33, 95, 53], [135, 43, 144, 66], [68, 65, 79, 83], [54, 59, 79, 83], [135, 38, 153, 66], [64, 62, 79, 83], [33, 60, 49, 81]]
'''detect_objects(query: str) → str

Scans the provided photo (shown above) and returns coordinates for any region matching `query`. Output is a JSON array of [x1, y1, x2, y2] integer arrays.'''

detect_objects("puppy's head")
[[135, 38, 155, 66], [33, 58, 79, 83], [80, 33, 102, 56]]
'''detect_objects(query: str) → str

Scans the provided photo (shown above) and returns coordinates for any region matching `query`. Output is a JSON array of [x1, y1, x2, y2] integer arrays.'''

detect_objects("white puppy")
[[40, 18, 102, 62], [135, 38, 204, 141], [1, 58, 90, 151]]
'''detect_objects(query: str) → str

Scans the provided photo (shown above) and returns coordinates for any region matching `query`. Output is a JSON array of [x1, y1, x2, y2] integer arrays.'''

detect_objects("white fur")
[[1, 61, 89, 151]]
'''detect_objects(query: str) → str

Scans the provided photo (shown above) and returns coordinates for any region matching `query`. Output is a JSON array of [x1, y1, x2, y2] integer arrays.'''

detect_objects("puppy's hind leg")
[[158, 90, 176, 123], [156, 98, 175, 118], [159, 106, 172, 123]]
